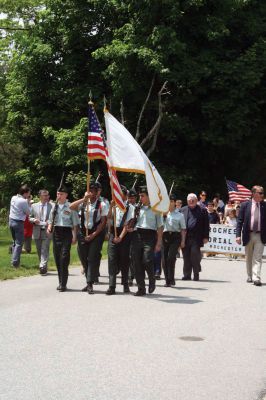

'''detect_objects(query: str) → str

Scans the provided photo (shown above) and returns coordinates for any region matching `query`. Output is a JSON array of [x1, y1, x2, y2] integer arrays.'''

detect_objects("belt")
[[136, 228, 156, 234], [110, 227, 123, 236], [250, 230, 261, 233], [79, 227, 95, 235], [164, 231, 180, 235]]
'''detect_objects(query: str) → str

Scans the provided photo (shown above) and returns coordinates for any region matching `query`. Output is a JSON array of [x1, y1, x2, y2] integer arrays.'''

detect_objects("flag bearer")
[[131, 186, 163, 296], [127, 188, 138, 286], [69, 183, 108, 294], [106, 186, 135, 295]]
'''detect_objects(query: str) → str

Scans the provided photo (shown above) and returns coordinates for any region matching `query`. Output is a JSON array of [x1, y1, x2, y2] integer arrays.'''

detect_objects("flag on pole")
[[226, 179, 251, 202], [87, 103, 106, 160], [87, 103, 125, 211], [104, 110, 170, 213]]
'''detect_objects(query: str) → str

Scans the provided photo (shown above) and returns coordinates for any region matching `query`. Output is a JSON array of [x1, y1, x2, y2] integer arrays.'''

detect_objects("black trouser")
[[108, 230, 131, 288], [131, 229, 157, 291], [128, 233, 134, 280], [162, 231, 181, 283], [53, 227, 72, 287], [95, 228, 106, 278], [77, 230, 105, 284], [182, 235, 202, 278]]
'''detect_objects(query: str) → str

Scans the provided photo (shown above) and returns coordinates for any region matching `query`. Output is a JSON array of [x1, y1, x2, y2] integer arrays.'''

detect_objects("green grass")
[[0, 226, 107, 280]]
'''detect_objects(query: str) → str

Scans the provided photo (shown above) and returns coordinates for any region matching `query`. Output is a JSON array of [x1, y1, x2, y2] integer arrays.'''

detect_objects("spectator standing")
[[198, 191, 208, 209], [9, 184, 31, 267], [207, 202, 220, 224], [225, 209, 237, 228]]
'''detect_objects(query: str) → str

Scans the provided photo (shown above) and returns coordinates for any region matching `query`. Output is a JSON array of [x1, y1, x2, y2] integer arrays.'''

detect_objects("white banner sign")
[[202, 224, 244, 254]]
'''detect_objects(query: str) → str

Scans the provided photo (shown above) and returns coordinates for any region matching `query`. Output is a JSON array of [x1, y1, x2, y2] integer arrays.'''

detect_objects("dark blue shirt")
[[187, 206, 202, 232], [208, 211, 220, 224]]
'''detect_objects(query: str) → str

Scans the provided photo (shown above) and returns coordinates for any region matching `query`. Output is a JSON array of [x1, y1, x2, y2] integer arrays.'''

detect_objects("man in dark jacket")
[[181, 193, 209, 281], [236, 185, 266, 286]]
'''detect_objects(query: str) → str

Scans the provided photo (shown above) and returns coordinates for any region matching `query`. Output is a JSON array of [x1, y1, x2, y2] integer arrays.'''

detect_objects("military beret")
[[128, 189, 137, 197], [57, 185, 69, 194], [139, 186, 148, 195]]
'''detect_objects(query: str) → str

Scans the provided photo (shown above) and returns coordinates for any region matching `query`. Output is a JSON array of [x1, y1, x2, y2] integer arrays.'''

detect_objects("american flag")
[[87, 103, 106, 160], [87, 103, 125, 211], [226, 179, 251, 202]]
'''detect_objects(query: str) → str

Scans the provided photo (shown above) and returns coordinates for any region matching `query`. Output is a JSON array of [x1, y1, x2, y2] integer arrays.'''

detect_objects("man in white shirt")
[[9, 184, 31, 267], [30, 190, 53, 275]]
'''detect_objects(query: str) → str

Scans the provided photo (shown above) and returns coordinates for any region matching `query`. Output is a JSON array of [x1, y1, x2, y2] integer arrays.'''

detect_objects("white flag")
[[104, 110, 170, 213]]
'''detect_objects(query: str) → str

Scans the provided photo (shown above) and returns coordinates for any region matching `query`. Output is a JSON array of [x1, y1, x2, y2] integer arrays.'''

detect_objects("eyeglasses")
[[256, 192, 264, 195]]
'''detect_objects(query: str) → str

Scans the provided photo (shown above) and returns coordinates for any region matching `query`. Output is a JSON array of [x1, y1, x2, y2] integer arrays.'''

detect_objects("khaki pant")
[[245, 232, 264, 281]]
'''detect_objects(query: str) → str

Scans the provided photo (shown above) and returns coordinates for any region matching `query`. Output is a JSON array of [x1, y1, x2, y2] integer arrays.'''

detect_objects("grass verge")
[[0, 226, 107, 280]]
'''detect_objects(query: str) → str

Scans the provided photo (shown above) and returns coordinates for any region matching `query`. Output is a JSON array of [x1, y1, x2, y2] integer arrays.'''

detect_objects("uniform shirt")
[[111, 202, 135, 228], [9, 195, 30, 221], [163, 209, 186, 232], [135, 206, 163, 231], [49, 201, 79, 228], [98, 196, 110, 213], [78, 199, 108, 229]]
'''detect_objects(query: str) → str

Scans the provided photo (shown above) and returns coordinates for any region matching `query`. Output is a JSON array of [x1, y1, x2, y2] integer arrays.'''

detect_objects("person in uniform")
[[47, 185, 79, 292], [127, 188, 138, 286], [106, 186, 135, 295], [162, 194, 186, 287], [69, 183, 108, 294], [94, 181, 110, 283], [131, 186, 163, 296]]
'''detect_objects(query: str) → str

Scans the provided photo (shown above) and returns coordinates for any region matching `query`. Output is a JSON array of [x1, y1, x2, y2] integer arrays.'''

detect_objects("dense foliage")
[[1, 0, 266, 204]]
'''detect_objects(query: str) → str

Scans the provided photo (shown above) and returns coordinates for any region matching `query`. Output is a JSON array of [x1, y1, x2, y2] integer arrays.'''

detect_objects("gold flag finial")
[[103, 94, 108, 112], [88, 90, 93, 105]]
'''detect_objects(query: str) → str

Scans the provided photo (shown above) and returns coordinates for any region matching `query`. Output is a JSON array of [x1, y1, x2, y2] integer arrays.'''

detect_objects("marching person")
[[236, 185, 266, 286], [29, 190, 52, 275], [47, 185, 79, 292], [95, 181, 109, 283], [127, 188, 138, 286], [106, 186, 135, 295], [181, 193, 209, 281], [9, 184, 31, 268], [69, 182, 108, 294], [131, 186, 163, 296], [163, 194, 186, 287]]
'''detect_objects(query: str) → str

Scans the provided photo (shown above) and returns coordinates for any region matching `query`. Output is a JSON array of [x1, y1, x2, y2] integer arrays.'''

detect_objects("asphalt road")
[[1, 256, 266, 400]]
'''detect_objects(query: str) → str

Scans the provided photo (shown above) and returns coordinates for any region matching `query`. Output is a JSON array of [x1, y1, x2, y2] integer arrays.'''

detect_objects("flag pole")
[[86, 92, 93, 238], [104, 95, 117, 238], [169, 181, 174, 196], [132, 176, 138, 189]]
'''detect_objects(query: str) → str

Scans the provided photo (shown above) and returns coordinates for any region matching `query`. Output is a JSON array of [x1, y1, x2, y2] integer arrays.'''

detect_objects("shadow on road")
[[199, 279, 230, 283], [147, 293, 203, 304], [156, 284, 208, 291]]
